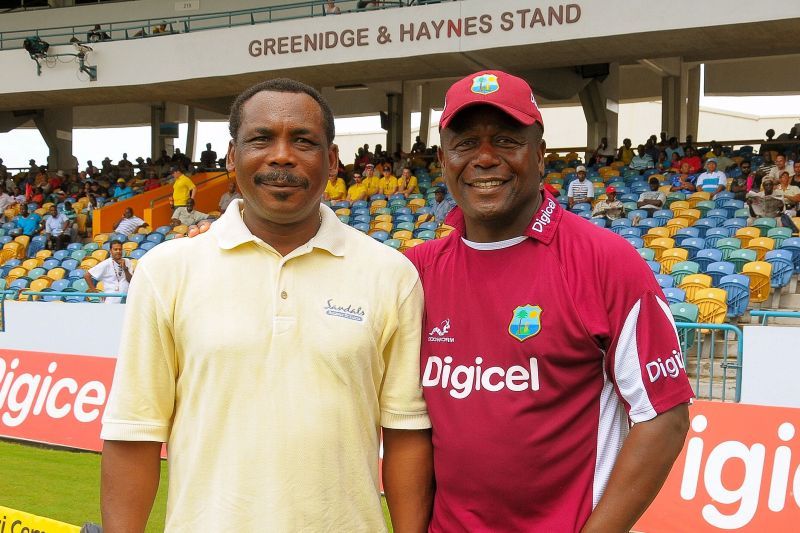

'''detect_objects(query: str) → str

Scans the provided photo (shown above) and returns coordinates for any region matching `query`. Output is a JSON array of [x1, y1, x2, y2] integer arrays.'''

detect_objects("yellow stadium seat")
[[679, 273, 713, 302], [694, 288, 728, 324], [659, 248, 689, 274], [3, 242, 24, 260], [407, 198, 426, 212], [746, 237, 775, 261], [335, 208, 351, 216], [122, 242, 138, 256], [681, 209, 702, 226], [610, 161, 625, 169], [0, 248, 16, 265], [371, 221, 393, 234], [34, 208, 47, 217], [687, 192, 711, 207], [28, 277, 52, 299], [92, 249, 110, 262], [80, 258, 99, 269], [665, 218, 689, 237], [172, 225, 189, 236], [374, 214, 393, 224], [35, 249, 52, 261], [658, 185, 672, 194], [561, 167, 576, 175], [22, 258, 41, 271], [4, 208, 18, 220], [742, 261, 772, 303], [76, 213, 88, 235], [670, 201, 690, 218], [643, 226, 671, 247], [47, 267, 66, 281], [436, 224, 454, 238], [399, 238, 424, 252], [735, 227, 761, 248], [137, 226, 152, 235], [649, 237, 675, 261], [94, 233, 110, 246], [393, 230, 413, 241], [7, 266, 27, 284], [415, 214, 435, 226], [14, 234, 30, 251], [369, 200, 388, 215]]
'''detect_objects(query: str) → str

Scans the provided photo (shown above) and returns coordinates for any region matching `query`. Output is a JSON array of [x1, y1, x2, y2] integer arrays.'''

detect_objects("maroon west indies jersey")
[[405, 191, 694, 532]]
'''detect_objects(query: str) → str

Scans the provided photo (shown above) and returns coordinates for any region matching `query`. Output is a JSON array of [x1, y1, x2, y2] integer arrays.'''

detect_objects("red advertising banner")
[[635, 400, 800, 532], [0, 349, 116, 452]]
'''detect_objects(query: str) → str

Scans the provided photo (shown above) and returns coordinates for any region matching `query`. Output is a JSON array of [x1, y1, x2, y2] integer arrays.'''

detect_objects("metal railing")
[[0, 0, 408, 50], [1, 288, 126, 302], [749, 310, 800, 325], [675, 322, 742, 403]]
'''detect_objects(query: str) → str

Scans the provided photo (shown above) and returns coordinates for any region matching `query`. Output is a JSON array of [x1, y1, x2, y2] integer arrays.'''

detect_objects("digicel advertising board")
[[635, 401, 800, 532], [0, 349, 115, 452]]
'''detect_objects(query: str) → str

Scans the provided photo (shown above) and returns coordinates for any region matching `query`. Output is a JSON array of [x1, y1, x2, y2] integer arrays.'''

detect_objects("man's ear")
[[226, 140, 236, 173]]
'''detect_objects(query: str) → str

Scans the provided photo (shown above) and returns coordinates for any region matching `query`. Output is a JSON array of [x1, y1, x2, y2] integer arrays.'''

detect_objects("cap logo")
[[471, 74, 499, 95]]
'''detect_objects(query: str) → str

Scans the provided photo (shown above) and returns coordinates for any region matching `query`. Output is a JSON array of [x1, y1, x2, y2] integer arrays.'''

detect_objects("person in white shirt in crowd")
[[591, 186, 625, 222], [171, 198, 211, 227], [44, 204, 71, 250], [629, 145, 655, 173], [768, 154, 795, 182], [114, 207, 148, 237], [219, 181, 243, 212], [324, 0, 341, 14], [0, 186, 18, 218], [84, 240, 134, 304], [567, 165, 595, 208], [592, 137, 616, 166], [637, 176, 667, 213], [695, 158, 728, 195]]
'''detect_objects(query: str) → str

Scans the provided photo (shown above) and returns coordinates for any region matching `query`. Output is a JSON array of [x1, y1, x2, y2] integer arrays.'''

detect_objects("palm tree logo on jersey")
[[471, 74, 499, 95], [508, 305, 542, 342]]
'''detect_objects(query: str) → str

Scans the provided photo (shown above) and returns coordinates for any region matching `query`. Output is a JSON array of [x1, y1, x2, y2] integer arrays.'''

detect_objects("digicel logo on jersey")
[[422, 355, 540, 399]]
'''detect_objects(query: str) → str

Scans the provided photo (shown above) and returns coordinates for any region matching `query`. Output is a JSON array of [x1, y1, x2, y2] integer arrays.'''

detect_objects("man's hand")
[[383, 428, 434, 533]]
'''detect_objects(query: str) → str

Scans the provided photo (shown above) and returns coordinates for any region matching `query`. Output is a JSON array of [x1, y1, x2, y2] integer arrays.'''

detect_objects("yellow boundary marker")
[[0, 506, 80, 533]]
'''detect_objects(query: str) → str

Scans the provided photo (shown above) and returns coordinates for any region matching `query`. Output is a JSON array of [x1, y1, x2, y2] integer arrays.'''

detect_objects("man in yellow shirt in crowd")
[[323, 172, 346, 201], [378, 166, 398, 196], [100, 78, 433, 533], [347, 171, 368, 203], [362, 163, 380, 197], [397, 167, 419, 198], [170, 166, 196, 207]]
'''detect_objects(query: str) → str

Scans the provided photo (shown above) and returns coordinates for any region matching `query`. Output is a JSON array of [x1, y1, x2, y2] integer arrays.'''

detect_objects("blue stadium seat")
[[42, 258, 60, 270], [663, 287, 686, 305], [691, 218, 718, 238], [370, 231, 389, 242], [636, 218, 658, 230], [704, 228, 730, 248], [721, 199, 745, 218], [28, 235, 47, 257], [652, 209, 673, 227], [695, 249, 723, 270], [67, 242, 83, 252], [351, 200, 368, 210], [722, 218, 747, 233], [353, 223, 369, 233], [589, 218, 607, 228], [68, 268, 86, 280], [646, 260, 661, 274], [718, 274, 750, 318], [0, 236, 12, 245], [705, 209, 729, 227], [4, 258, 21, 269], [129, 249, 147, 260], [625, 236, 644, 248], [705, 261, 735, 286], [140, 241, 157, 251], [674, 227, 700, 244], [155, 225, 172, 235], [765, 250, 794, 289], [713, 191, 734, 208], [626, 209, 649, 221], [395, 214, 414, 224], [779, 237, 800, 273], [619, 227, 642, 238], [147, 232, 165, 244], [83, 242, 100, 252], [610, 218, 632, 234], [129, 234, 146, 244], [61, 258, 79, 271], [655, 274, 674, 288], [50, 279, 70, 292], [681, 238, 705, 259], [53, 249, 71, 261]]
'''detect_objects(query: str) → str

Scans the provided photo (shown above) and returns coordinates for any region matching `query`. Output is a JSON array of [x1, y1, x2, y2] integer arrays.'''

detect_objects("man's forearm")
[[102, 440, 162, 533], [581, 404, 689, 533], [382, 428, 434, 533]]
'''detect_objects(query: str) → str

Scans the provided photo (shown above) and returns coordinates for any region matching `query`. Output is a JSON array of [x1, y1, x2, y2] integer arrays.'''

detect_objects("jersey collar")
[[213, 199, 346, 257], [446, 190, 563, 245]]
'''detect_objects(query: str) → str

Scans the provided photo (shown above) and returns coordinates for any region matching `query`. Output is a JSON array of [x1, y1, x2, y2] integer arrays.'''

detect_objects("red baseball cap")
[[606, 186, 616, 194], [440, 70, 544, 131]]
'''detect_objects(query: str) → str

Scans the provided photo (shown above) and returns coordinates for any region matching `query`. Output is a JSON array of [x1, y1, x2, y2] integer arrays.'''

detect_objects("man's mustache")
[[253, 170, 309, 189]]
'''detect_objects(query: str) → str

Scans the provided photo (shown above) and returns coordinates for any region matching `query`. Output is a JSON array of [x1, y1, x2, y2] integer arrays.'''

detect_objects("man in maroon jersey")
[[405, 70, 693, 532]]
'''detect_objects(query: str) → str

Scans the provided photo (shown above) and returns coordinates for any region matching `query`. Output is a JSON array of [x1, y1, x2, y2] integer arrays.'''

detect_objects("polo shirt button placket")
[[280, 290, 288, 300]]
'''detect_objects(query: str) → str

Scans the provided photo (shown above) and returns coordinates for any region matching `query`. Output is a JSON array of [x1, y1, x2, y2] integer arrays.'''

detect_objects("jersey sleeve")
[[101, 262, 176, 442], [602, 246, 694, 423]]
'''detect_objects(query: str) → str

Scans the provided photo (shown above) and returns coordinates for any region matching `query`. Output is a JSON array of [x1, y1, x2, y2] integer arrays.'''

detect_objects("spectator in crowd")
[[637, 176, 666, 213], [323, 173, 347, 201], [114, 207, 148, 236], [171, 166, 196, 208], [617, 138, 634, 165], [0, 158, 6, 181], [656, 131, 669, 151], [679, 146, 702, 174], [695, 158, 727, 195], [712, 146, 736, 172], [87, 24, 111, 42], [793, 161, 800, 188], [143, 173, 161, 191], [746, 177, 795, 231], [219, 182, 242, 212], [629, 145, 654, 173], [644, 137, 660, 164], [591, 137, 616, 166], [118, 153, 134, 176], [0, 186, 17, 215], [759, 129, 777, 155], [44, 205, 71, 250], [15, 204, 41, 237], [62, 201, 79, 242], [665, 137, 684, 162], [730, 160, 751, 201], [362, 163, 380, 197], [346, 172, 368, 203], [200, 143, 218, 169], [397, 167, 418, 198], [670, 163, 697, 192], [591, 186, 624, 222], [773, 171, 800, 233], [431, 186, 455, 224], [324, 0, 341, 14], [666, 151, 681, 171], [84, 240, 133, 304], [171, 198, 209, 227], [85, 160, 99, 177], [566, 165, 594, 208], [768, 154, 794, 182], [378, 166, 398, 196], [411, 135, 426, 153], [113, 178, 134, 200]]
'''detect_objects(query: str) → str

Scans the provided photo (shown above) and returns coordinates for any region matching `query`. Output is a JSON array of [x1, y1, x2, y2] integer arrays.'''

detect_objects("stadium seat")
[[92, 249, 110, 262], [735, 227, 761, 248], [83, 242, 100, 252], [742, 261, 772, 303], [674, 227, 700, 244], [140, 242, 157, 251], [47, 267, 66, 281], [746, 237, 775, 261], [655, 274, 674, 288], [767, 227, 792, 248], [27, 267, 46, 280], [694, 248, 723, 270], [626, 209, 649, 222], [610, 218, 632, 234], [687, 192, 711, 208], [714, 192, 735, 209], [721, 218, 747, 233], [643, 227, 671, 247], [53, 249, 70, 261], [718, 274, 751, 318], [652, 209, 673, 227], [695, 201, 716, 217], [671, 261, 700, 286], [679, 273, 712, 302], [369, 230, 389, 242], [589, 218, 607, 228], [715, 237, 741, 261], [649, 237, 675, 260], [129, 249, 147, 260], [67, 242, 83, 252], [704, 209, 728, 228], [637, 248, 655, 261], [147, 232, 166, 243], [619, 227, 642, 238], [691, 218, 718, 238], [70, 250, 88, 262], [693, 288, 728, 324], [659, 247, 688, 274], [680, 237, 705, 259], [670, 201, 690, 218], [400, 239, 424, 251], [752, 217, 777, 236], [28, 235, 47, 257], [680, 209, 701, 226], [705, 261, 735, 286], [764, 250, 794, 289], [780, 237, 800, 273], [155, 225, 172, 235], [625, 236, 644, 248], [728, 249, 757, 273], [636, 218, 659, 230], [704, 228, 730, 249], [670, 301, 699, 348], [392, 230, 412, 241], [663, 287, 686, 305], [666, 218, 689, 237], [721, 199, 745, 218], [68, 268, 86, 280], [21, 258, 41, 271], [646, 260, 661, 274], [60, 258, 79, 271]]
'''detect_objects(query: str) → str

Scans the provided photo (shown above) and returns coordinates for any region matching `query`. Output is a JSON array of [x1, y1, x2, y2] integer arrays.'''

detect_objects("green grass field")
[[1, 439, 393, 531]]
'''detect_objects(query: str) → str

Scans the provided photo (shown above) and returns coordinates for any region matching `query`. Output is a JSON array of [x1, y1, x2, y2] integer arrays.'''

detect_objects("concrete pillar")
[[578, 62, 619, 151], [686, 65, 701, 142], [401, 81, 418, 153], [33, 107, 77, 172], [419, 82, 432, 148], [185, 106, 197, 161], [151, 103, 166, 160], [386, 93, 401, 156], [661, 76, 678, 138]]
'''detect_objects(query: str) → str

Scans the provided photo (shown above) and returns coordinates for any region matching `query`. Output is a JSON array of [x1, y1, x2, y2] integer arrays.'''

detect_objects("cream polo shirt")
[[101, 199, 429, 532]]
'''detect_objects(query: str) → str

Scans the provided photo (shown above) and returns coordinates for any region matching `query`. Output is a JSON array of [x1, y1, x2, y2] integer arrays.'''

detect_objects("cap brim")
[[440, 100, 540, 131]]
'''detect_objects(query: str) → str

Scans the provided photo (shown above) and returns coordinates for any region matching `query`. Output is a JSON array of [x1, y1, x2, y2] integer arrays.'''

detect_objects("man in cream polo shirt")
[[101, 78, 433, 532]]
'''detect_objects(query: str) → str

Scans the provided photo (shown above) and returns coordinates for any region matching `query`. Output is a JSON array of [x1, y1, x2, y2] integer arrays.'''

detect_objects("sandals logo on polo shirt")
[[324, 299, 365, 322], [428, 319, 455, 343], [530, 197, 557, 233], [508, 305, 542, 342], [471, 74, 499, 95]]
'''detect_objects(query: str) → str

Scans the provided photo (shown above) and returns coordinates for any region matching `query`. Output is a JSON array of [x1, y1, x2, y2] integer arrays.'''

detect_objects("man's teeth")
[[471, 180, 504, 189]]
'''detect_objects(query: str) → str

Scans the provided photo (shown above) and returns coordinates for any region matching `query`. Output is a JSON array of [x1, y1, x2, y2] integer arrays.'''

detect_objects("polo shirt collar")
[[213, 199, 346, 257], [447, 190, 563, 245]]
